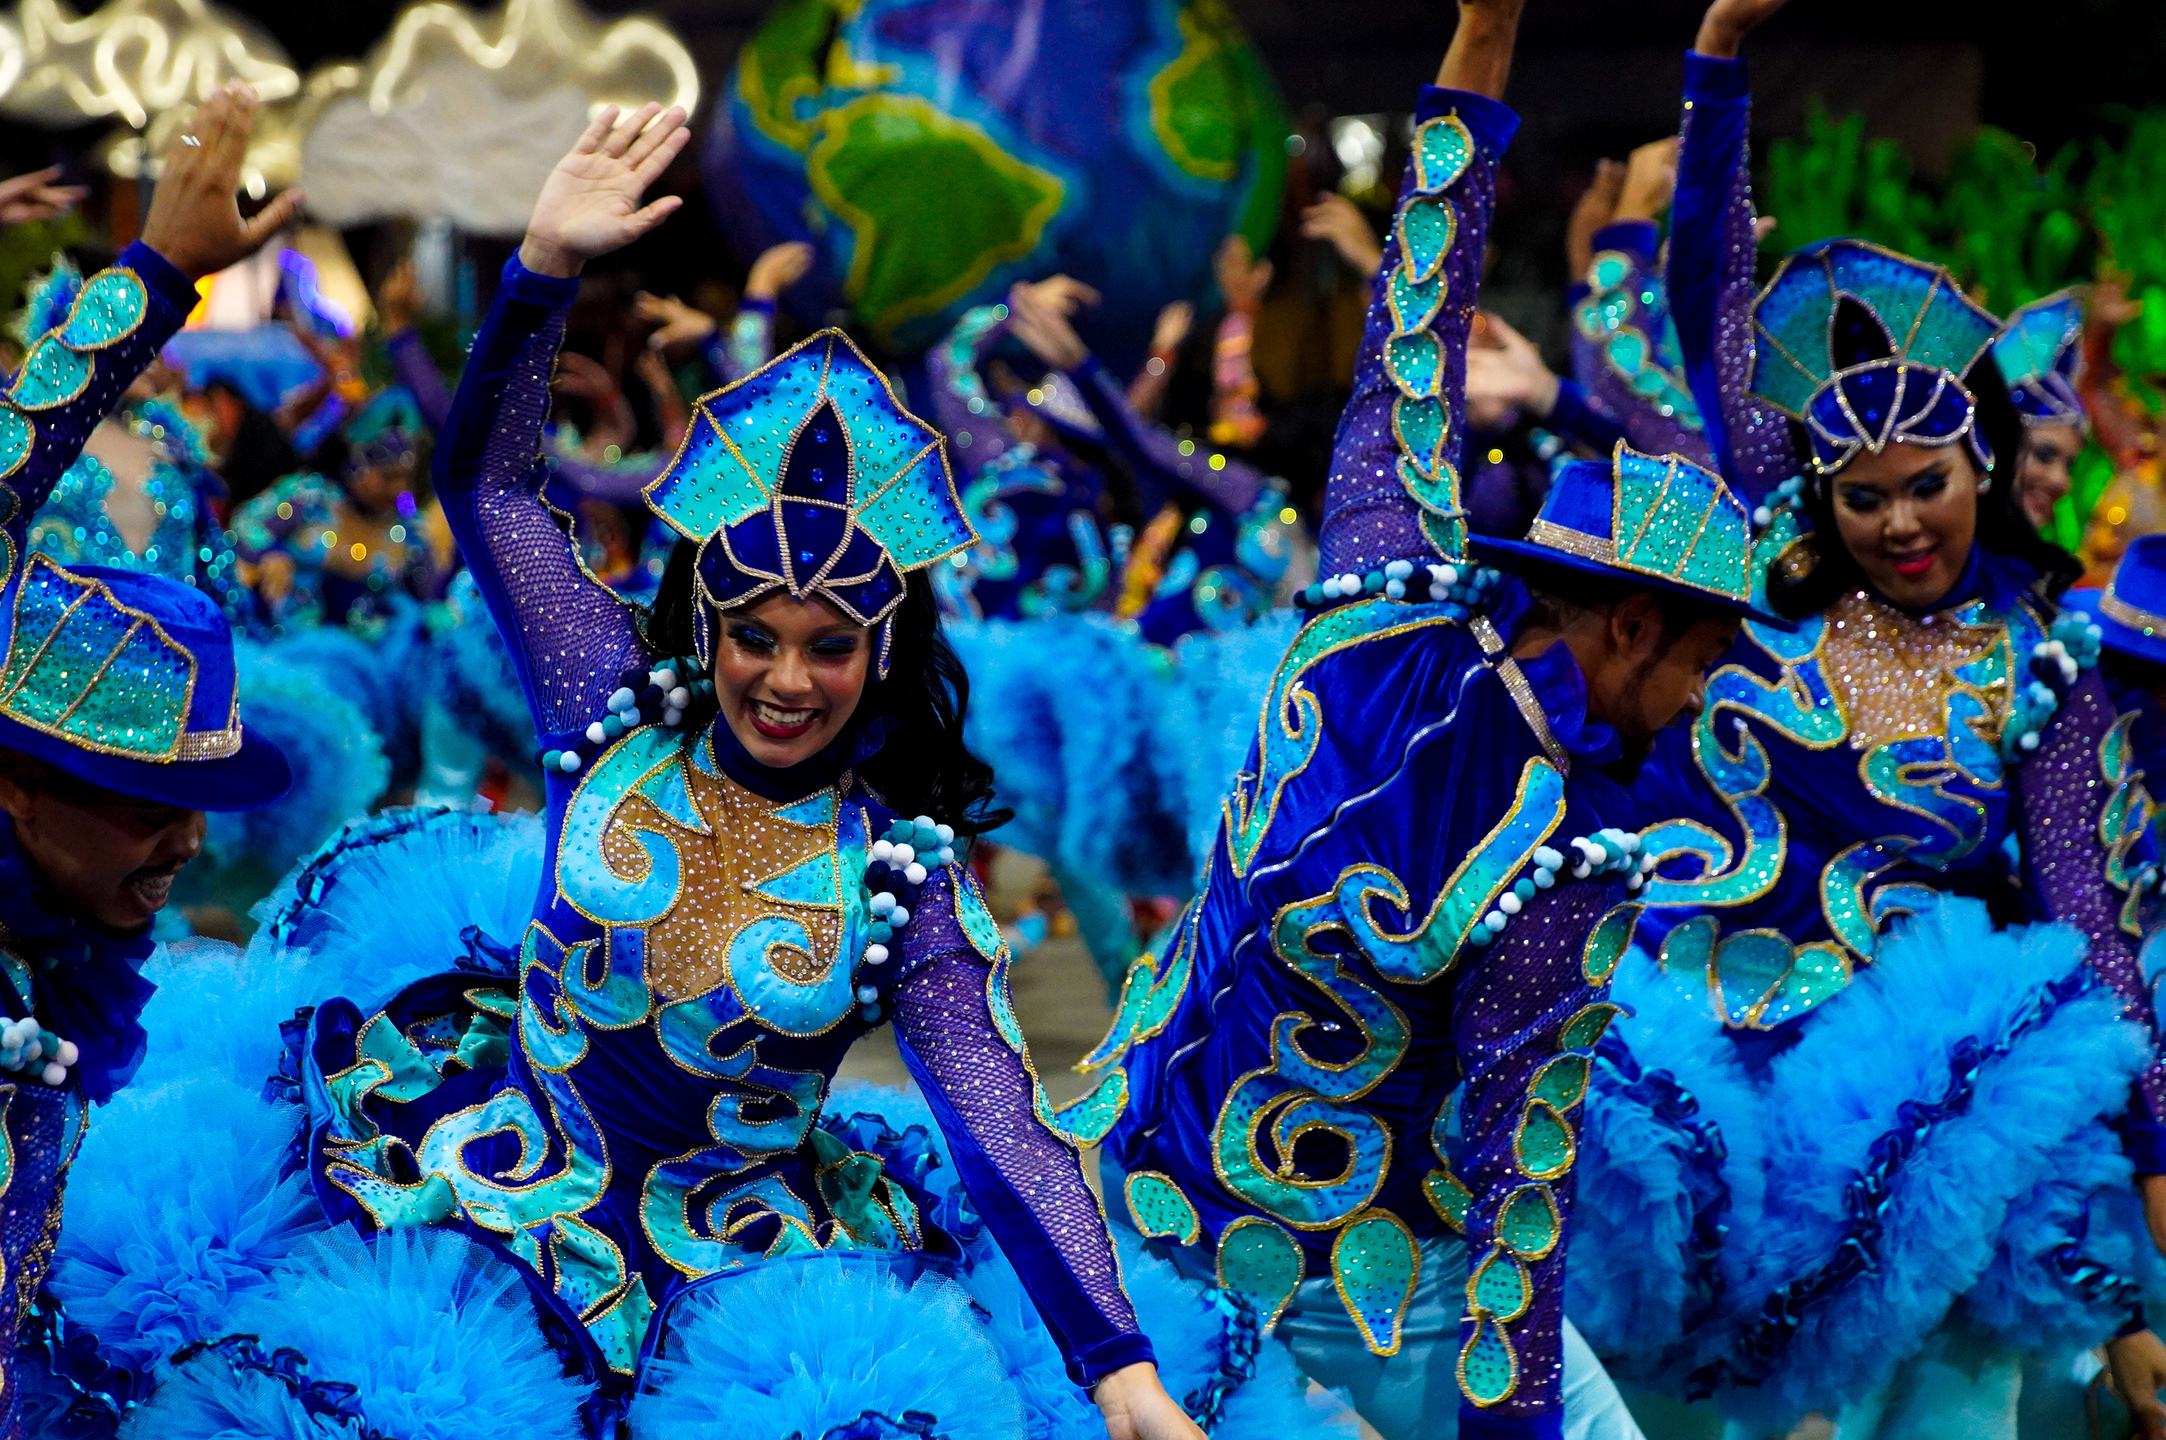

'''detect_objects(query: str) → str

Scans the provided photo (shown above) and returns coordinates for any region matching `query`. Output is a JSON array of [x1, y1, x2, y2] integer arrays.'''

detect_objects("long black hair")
[[645, 541, 1012, 836], [1767, 349, 2083, 620]]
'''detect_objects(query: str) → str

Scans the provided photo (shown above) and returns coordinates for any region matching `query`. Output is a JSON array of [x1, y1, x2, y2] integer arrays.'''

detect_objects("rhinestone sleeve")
[[2017, 669, 2166, 1147], [890, 866, 1151, 1384], [1451, 876, 1612, 1429], [1668, 53, 1802, 502], [1, 242, 198, 563], [1567, 225, 1715, 468], [435, 259, 646, 739], [923, 304, 1019, 473], [1067, 354, 1264, 516], [1318, 87, 1515, 577]]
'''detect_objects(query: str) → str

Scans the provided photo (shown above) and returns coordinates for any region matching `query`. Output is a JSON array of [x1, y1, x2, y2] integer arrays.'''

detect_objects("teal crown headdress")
[[1752, 240, 2000, 476], [1992, 290, 2085, 429], [644, 329, 974, 671]]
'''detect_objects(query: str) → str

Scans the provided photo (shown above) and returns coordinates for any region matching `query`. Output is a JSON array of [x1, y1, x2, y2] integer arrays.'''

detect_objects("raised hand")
[[139, 86, 306, 282], [1149, 300, 1195, 357], [1006, 279, 1091, 371], [1614, 136, 1681, 223], [1694, 0, 1793, 59], [1299, 193, 1383, 279], [1567, 158, 1626, 279], [745, 240, 815, 302], [635, 291, 718, 351], [1437, 0, 1525, 100], [1018, 274, 1102, 318], [376, 258, 419, 333], [521, 102, 692, 279], [2109, 1327, 2166, 1440], [0, 166, 87, 225], [1213, 235, 1275, 312], [1465, 310, 1560, 425]]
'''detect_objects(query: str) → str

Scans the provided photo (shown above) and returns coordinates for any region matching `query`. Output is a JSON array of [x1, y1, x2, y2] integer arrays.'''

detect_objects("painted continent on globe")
[[709, 0, 1289, 370]]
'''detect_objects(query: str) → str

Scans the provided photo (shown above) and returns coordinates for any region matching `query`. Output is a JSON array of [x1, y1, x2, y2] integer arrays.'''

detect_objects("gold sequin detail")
[[601, 765, 842, 1001], [1820, 589, 2008, 751]]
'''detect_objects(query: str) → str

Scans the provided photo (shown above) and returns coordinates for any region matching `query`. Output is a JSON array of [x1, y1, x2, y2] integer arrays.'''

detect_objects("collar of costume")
[[703, 710, 895, 803], [644, 330, 976, 679], [1993, 290, 2086, 429], [1751, 239, 2000, 476], [0, 813, 155, 1104], [1515, 639, 1623, 765]]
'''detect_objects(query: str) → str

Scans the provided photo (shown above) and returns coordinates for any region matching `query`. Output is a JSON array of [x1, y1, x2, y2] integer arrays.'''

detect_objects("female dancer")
[[1568, 1, 2166, 1434], [306, 102, 1200, 1437]]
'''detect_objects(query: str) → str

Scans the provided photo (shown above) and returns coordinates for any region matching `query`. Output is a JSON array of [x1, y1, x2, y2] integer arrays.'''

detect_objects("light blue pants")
[[1103, 1168, 1642, 1440]]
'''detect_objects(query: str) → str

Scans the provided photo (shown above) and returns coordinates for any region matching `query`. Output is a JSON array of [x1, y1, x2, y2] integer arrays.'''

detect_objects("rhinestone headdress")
[[1751, 239, 2000, 477], [1992, 290, 2085, 429], [644, 329, 975, 673]]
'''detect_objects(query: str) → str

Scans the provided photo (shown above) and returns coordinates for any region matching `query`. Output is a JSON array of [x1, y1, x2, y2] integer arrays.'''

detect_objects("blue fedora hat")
[[2071, 532, 2166, 668], [1474, 442, 1791, 627], [0, 555, 290, 810]]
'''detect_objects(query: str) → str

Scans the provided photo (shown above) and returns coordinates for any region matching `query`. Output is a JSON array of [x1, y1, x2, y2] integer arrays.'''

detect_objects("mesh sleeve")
[[1669, 53, 1802, 502], [1318, 87, 1515, 577], [890, 867, 1151, 1385], [2019, 668, 2166, 1158], [1451, 875, 1612, 1432], [435, 258, 645, 739], [924, 304, 1017, 471]]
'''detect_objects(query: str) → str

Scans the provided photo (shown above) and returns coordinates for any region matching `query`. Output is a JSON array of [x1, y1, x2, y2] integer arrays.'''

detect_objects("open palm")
[[522, 102, 691, 279]]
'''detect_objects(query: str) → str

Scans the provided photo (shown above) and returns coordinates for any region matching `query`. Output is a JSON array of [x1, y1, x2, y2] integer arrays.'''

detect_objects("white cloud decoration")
[[298, 0, 700, 235], [0, 0, 299, 129]]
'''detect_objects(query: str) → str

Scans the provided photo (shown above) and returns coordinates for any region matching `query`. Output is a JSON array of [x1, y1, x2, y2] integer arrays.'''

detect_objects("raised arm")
[[439, 103, 688, 737], [889, 866, 1184, 1438], [1316, 0, 1523, 577], [1007, 281, 1266, 517], [1669, 0, 1800, 500], [0, 87, 298, 564], [924, 301, 1021, 467]]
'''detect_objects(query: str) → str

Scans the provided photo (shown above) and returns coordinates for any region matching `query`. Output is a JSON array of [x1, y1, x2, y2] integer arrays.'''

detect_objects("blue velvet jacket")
[[1089, 85, 1641, 1440]]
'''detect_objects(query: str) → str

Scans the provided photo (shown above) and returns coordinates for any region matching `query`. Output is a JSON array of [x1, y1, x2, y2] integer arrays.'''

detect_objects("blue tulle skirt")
[[1570, 897, 2161, 1432], [41, 809, 1353, 1440]]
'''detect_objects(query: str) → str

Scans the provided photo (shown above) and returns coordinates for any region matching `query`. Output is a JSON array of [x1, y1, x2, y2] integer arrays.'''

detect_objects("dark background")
[[0, 0, 2148, 350]]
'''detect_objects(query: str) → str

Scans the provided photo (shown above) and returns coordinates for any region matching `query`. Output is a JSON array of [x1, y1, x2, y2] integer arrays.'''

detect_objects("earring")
[[1977, 475, 1992, 493], [693, 603, 713, 670]]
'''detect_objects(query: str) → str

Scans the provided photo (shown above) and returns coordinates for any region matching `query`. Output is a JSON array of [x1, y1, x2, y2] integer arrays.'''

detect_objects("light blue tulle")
[[248, 806, 546, 1014], [225, 1228, 586, 1440], [212, 642, 392, 880], [50, 1069, 321, 1377], [118, 1357, 335, 1440], [630, 1255, 1025, 1440], [1570, 945, 1768, 1379], [1595, 899, 2153, 1430]]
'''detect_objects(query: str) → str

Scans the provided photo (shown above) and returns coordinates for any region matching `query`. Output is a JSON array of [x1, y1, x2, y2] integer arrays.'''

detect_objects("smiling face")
[[1827, 441, 1982, 609], [0, 756, 205, 933], [2015, 421, 2083, 531], [713, 591, 873, 768]]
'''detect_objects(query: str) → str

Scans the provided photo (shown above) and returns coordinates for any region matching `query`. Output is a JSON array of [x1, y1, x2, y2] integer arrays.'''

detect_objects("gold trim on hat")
[[2101, 586, 2166, 638]]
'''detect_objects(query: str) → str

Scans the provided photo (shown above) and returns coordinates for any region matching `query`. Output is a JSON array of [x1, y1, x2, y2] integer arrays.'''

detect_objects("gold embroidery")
[[1819, 589, 2009, 752]]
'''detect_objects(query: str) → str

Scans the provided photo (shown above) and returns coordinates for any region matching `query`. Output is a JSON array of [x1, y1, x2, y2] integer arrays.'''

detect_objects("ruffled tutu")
[[39, 809, 1353, 1440], [1571, 898, 2160, 1431]]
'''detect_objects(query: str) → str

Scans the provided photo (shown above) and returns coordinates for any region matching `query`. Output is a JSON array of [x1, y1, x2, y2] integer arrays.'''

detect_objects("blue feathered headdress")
[[1992, 290, 2085, 430], [644, 329, 974, 675], [1752, 239, 2001, 476]]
